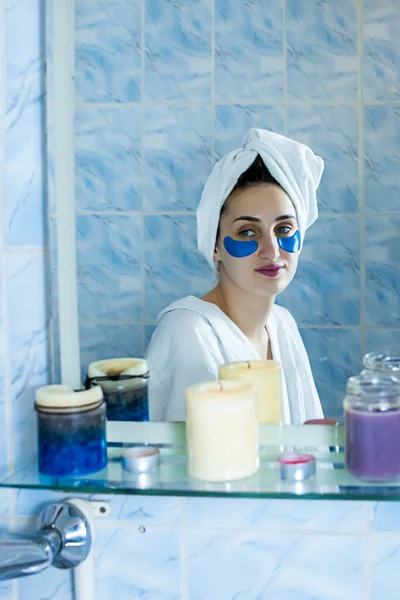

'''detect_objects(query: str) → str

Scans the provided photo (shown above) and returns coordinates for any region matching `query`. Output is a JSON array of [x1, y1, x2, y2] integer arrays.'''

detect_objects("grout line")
[[0, 512, 387, 537], [369, 530, 400, 538], [140, 0, 146, 354], [180, 498, 189, 600], [1, 3, 18, 586], [357, 0, 366, 361], [283, 0, 288, 136], [44, 0, 58, 388], [4, 246, 47, 254], [282, 0, 291, 317], [77, 318, 400, 330], [60, 210, 400, 218], [365, 501, 372, 600], [74, 210, 197, 216], [211, 0, 215, 166], [0, 0, 15, 527], [298, 324, 361, 330], [73, 99, 400, 109], [80, 318, 157, 326]]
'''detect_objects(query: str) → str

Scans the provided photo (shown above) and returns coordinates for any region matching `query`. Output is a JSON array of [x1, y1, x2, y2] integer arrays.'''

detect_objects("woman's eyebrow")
[[232, 214, 296, 223], [275, 214, 296, 222], [232, 216, 261, 223]]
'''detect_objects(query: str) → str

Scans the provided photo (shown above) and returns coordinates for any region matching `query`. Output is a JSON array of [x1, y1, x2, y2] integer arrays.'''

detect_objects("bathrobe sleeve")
[[146, 310, 226, 422], [270, 305, 324, 423]]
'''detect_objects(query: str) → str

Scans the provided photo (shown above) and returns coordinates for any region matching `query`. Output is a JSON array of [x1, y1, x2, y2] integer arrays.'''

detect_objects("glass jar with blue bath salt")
[[35, 385, 107, 477], [86, 358, 149, 422]]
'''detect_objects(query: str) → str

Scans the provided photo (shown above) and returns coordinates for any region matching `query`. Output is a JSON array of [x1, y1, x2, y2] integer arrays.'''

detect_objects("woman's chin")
[[250, 272, 290, 294]]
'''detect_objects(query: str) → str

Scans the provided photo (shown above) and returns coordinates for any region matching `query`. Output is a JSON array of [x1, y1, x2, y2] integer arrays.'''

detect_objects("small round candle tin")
[[121, 446, 160, 473], [277, 452, 316, 481]]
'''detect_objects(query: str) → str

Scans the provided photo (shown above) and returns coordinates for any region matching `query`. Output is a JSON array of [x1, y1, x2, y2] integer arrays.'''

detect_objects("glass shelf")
[[2, 423, 400, 501]]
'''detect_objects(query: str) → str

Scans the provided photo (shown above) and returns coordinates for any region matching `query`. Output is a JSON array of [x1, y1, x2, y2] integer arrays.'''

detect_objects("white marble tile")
[[7, 253, 49, 470], [93, 523, 181, 600], [19, 567, 73, 600], [185, 498, 366, 533], [371, 502, 400, 531], [188, 531, 365, 600], [370, 536, 400, 600], [5, 0, 45, 247]]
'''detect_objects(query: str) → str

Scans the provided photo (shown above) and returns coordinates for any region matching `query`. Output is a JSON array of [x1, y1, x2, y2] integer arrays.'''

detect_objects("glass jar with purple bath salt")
[[344, 373, 400, 482], [86, 358, 149, 422], [35, 385, 107, 477]]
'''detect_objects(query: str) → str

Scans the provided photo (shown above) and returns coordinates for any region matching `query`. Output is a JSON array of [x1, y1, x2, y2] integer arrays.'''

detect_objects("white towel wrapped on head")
[[197, 128, 324, 270]]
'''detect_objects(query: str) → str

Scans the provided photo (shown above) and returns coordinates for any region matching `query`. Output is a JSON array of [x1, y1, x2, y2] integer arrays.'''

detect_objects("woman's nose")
[[258, 234, 280, 260]]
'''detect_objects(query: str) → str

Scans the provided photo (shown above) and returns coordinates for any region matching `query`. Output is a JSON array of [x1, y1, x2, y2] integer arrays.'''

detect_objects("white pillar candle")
[[186, 380, 259, 482], [218, 360, 282, 424]]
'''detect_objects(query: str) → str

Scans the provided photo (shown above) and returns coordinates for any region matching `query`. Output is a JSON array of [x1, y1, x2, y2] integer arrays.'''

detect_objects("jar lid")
[[35, 385, 103, 410], [363, 351, 400, 373], [88, 358, 148, 378], [277, 452, 316, 481]]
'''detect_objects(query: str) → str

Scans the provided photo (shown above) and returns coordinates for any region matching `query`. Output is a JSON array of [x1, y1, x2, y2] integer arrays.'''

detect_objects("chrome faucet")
[[0, 501, 92, 581]]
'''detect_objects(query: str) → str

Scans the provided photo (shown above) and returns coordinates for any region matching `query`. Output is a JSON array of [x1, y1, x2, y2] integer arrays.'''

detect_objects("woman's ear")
[[213, 241, 221, 262]]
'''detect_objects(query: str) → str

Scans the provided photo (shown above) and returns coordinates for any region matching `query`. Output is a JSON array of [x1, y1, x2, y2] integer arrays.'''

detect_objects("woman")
[[146, 128, 324, 424]]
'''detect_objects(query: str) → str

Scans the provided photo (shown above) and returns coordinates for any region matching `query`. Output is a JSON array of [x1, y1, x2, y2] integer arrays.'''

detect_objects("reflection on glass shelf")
[[2, 423, 400, 500]]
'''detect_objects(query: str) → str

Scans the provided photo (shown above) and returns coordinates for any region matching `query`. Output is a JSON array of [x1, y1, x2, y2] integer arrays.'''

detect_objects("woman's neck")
[[202, 274, 275, 340]]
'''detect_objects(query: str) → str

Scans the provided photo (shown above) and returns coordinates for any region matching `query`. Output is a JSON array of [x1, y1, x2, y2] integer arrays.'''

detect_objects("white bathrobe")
[[146, 296, 323, 424]]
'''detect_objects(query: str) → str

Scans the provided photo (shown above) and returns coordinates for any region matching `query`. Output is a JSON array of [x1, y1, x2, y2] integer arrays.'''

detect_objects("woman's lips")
[[255, 265, 284, 278]]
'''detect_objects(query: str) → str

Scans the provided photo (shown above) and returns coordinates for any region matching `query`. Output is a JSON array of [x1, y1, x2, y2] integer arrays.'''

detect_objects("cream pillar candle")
[[186, 380, 259, 482], [218, 360, 282, 424]]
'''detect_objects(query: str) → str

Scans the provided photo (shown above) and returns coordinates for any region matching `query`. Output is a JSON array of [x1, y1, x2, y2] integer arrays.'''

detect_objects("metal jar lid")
[[277, 452, 316, 481]]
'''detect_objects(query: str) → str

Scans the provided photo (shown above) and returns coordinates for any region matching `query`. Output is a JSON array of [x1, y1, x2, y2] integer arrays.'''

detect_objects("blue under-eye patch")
[[223, 236, 258, 257], [278, 230, 301, 253]]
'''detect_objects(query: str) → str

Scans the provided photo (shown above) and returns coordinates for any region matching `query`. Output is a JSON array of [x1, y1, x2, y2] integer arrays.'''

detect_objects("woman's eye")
[[238, 229, 256, 238], [276, 225, 292, 236]]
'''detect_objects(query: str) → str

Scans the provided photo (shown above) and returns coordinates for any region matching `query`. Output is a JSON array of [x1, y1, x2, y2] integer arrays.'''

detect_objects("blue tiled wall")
[[63, 0, 400, 422], [10, 490, 400, 600], [0, 0, 49, 487], [0, 0, 50, 597]]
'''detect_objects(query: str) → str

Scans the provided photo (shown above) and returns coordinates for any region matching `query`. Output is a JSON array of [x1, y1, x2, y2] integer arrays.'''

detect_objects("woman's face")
[[214, 184, 300, 297]]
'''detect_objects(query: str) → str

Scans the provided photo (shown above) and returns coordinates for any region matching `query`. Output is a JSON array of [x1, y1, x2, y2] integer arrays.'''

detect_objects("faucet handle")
[[38, 501, 92, 569], [0, 501, 92, 581]]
